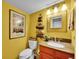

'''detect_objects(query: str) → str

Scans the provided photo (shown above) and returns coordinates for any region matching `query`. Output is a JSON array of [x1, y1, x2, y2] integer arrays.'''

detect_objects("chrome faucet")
[[54, 37, 61, 43]]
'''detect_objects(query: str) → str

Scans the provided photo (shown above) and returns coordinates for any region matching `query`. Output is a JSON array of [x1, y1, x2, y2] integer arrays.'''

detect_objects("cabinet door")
[[56, 57, 74, 59], [40, 52, 55, 59], [40, 45, 55, 55], [55, 50, 74, 59]]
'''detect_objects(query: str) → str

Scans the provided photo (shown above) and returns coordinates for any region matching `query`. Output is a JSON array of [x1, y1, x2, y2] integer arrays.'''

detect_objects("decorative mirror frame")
[[47, 12, 67, 32]]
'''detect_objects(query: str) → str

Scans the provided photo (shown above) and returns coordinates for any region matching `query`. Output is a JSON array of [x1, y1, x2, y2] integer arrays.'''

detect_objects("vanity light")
[[54, 6, 58, 13], [61, 4, 67, 11], [47, 9, 51, 15]]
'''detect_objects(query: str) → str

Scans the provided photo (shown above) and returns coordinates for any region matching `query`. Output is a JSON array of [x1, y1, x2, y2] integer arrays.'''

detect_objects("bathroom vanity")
[[39, 42, 74, 59]]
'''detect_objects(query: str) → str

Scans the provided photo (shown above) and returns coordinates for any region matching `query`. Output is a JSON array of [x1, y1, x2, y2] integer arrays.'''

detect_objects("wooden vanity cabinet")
[[39, 45, 74, 59], [40, 52, 55, 59]]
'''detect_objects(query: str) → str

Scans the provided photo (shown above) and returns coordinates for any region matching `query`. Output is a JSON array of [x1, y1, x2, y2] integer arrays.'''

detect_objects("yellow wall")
[[2, 2, 30, 59], [71, 0, 76, 50], [71, 31, 75, 50], [29, 0, 72, 39]]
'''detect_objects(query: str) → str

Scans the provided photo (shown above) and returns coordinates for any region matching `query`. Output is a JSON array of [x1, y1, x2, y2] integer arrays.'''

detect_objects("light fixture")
[[54, 6, 58, 13], [47, 9, 51, 15], [61, 3, 67, 11]]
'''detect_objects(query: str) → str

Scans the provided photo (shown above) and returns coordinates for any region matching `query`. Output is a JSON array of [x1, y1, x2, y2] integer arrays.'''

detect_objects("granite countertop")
[[39, 41, 74, 54]]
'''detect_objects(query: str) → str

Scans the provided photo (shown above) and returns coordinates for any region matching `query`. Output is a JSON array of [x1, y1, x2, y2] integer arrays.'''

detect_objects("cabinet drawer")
[[40, 45, 55, 55]]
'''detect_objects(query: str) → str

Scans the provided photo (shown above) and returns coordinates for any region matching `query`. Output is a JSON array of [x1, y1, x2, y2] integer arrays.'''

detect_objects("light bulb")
[[47, 9, 51, 15], [61, 4, 67, 11], [54, 7, 58, 13]]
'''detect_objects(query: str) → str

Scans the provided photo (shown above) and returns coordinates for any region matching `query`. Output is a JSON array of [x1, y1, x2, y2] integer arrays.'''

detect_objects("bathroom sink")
[[47, 41, 65, 48]]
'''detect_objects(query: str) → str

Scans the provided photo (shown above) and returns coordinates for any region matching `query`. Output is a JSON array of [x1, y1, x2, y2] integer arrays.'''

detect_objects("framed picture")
[[9, 9, 26, 39]]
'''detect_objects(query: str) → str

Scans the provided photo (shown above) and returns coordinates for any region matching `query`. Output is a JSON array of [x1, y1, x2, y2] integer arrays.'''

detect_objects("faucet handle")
[[55, 38, 61, 43], [54, 37, 57, 42]]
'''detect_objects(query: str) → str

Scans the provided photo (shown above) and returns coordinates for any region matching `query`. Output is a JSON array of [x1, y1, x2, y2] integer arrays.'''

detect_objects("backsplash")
[[44, 37, 71, 43]]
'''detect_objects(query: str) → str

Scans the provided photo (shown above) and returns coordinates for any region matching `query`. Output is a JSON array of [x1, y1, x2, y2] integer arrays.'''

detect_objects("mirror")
[[47, 12, 67, 32], [50, 16, 62, 28]]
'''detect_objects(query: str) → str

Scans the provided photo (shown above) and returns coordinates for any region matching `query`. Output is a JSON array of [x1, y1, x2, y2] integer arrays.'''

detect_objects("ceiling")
[[4, 0, 64, 14]]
